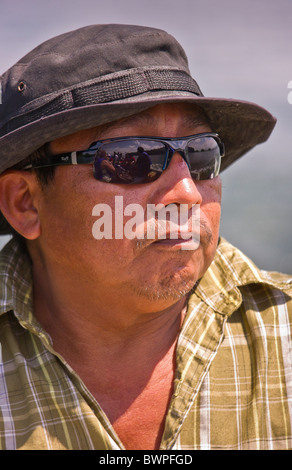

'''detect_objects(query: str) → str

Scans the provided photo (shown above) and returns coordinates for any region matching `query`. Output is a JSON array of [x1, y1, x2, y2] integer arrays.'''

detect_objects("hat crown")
[[0, 24, 191, 124]]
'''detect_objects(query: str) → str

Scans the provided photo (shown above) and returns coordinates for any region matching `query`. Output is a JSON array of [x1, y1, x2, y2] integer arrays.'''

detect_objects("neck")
[[31, 250, 188, 367]]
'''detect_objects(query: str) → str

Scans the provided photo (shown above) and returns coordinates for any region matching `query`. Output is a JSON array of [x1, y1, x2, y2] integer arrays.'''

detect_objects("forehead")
[[104, 103, 210, 131], [50, 103, 210, 153]]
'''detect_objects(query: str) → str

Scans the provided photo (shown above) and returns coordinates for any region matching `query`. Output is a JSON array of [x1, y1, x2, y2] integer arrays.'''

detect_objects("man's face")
[[34, 103, 221, 310]]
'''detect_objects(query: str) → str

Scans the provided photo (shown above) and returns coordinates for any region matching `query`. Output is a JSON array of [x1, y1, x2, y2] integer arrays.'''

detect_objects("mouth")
[[134, 218, 212, 252], [153, 238, 199, 250], [149, 229, 200, 251]]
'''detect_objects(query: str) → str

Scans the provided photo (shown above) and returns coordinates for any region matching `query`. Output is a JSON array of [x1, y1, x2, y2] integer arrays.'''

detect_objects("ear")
[[0, 171, 41, 240]]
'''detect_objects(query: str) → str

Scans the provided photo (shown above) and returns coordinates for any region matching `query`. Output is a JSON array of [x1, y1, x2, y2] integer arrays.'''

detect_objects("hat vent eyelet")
[[17, 82, 26, 92]]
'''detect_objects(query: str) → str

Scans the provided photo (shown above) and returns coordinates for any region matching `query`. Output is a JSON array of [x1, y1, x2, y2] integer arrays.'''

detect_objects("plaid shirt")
[[0, 237, 291, 450]]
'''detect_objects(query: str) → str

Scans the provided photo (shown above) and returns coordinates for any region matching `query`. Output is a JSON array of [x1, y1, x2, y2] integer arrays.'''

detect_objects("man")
[[0, 24, 291, 451]]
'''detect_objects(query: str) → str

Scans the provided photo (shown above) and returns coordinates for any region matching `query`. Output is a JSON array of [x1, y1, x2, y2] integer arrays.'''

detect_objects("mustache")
[[134, 218, 213, 250]]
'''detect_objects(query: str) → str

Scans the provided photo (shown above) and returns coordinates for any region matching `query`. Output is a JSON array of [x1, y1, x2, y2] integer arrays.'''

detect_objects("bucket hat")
[[0, 24, 276, 234]]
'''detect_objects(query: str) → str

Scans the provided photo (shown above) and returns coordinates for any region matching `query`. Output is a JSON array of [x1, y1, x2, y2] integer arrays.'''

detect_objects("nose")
[[151, 152, 203, 207]]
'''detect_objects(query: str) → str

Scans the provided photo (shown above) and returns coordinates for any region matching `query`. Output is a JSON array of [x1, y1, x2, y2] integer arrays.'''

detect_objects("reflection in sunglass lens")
[[187, 136, 221, 180], [93, 139, 166, 184]]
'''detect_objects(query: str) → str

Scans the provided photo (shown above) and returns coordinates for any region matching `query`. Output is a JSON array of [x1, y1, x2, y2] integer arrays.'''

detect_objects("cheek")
[[199, 177, 222, 222], [37, 168, 92, 243], [197, 178, 222, 270], [77, 177, 151, 257], [203, 176, 222, 201]]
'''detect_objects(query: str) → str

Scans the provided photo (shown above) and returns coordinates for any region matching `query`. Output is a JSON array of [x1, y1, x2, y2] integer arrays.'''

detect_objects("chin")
[[129, 241, 215, 304], [133, 267, 199, 302]]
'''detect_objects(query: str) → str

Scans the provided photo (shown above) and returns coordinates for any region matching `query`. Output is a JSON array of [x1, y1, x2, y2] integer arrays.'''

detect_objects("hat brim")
[[0, 91, 276, 234]]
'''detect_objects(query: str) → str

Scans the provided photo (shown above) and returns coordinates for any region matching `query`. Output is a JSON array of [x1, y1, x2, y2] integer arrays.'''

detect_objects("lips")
[[133, 210, 206, 251], [151, 229, 200, 251]]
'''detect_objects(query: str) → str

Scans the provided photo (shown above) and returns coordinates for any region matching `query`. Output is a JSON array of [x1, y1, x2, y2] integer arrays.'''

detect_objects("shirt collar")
[[0, 237, 44, 337]]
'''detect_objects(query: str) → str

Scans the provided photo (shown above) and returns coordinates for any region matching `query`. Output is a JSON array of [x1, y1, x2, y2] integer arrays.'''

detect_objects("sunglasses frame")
[[22, 132, 225, 180]]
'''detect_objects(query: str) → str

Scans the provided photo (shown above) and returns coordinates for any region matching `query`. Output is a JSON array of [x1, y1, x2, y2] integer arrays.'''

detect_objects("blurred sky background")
[[0, 0, 291, 272]]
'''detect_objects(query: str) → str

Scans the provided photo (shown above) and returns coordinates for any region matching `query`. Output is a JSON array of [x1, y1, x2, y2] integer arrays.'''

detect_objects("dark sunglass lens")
[[187, 136, 221, 180], [93, 140, 166, 184]]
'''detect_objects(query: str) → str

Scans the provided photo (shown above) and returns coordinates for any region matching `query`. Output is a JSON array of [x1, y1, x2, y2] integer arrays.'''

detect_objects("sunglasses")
[[23, 133, 225, 184]]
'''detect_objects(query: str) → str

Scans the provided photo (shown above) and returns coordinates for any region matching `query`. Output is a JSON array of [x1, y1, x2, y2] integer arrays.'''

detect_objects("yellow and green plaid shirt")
[[0, 237, 291, 450]]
